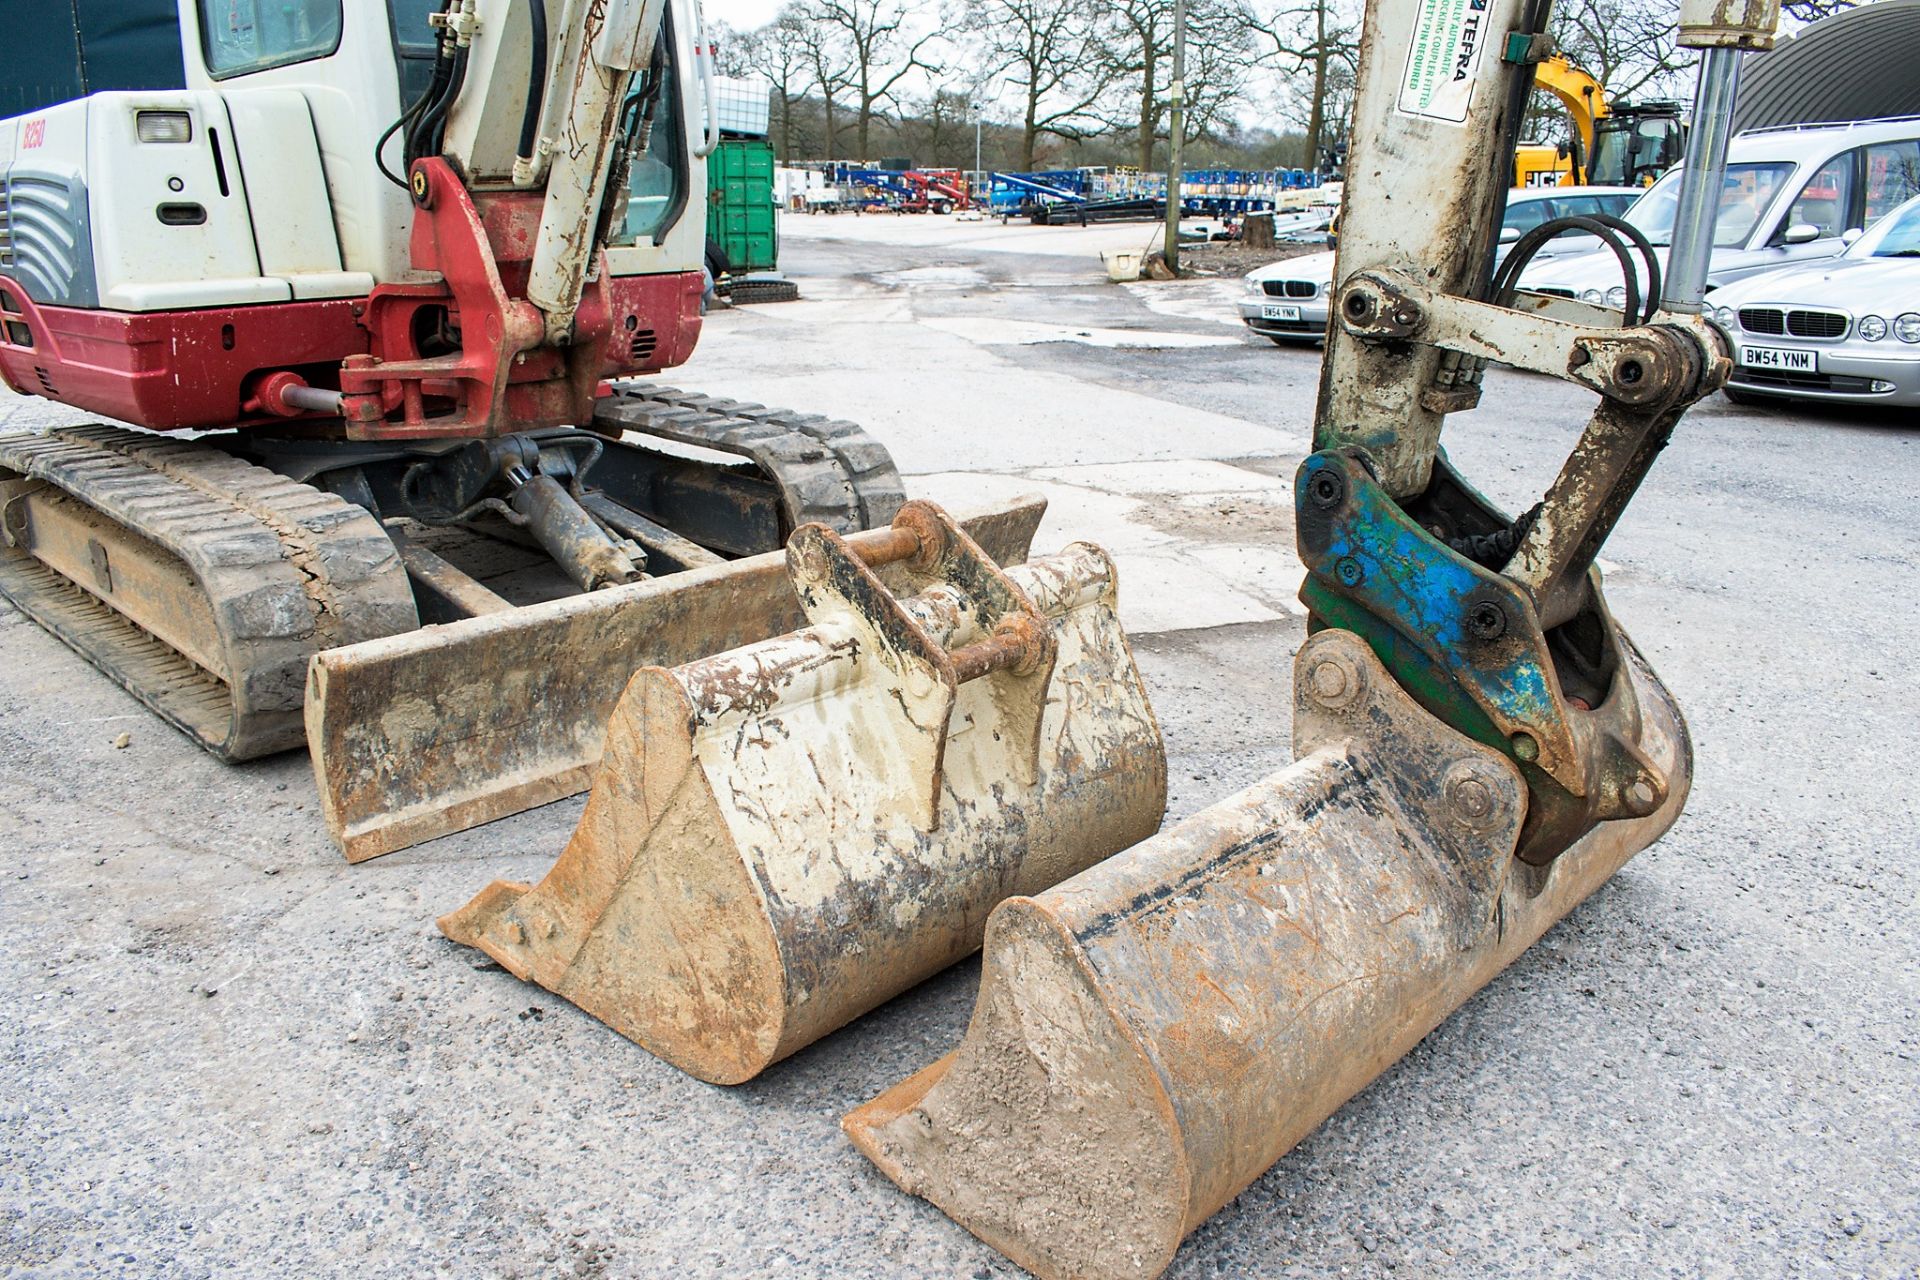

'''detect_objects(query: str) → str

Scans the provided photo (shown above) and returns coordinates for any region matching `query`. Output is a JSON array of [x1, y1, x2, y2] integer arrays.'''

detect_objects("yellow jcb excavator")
[[1515, 51, 1687, 188]]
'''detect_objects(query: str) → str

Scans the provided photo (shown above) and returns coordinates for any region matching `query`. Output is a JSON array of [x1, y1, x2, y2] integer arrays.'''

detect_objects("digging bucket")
[[844, 627, 1691, 1280], [439, 501, 1167, 1085], [308, 499, 1046, 862]]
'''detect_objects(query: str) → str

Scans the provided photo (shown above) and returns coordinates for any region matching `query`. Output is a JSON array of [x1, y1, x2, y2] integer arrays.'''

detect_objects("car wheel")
[[1723, 387, 1776, 408]]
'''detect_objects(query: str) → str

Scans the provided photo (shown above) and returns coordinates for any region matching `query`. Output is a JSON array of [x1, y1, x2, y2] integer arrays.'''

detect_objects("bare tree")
[[960, 0, 1110, 171], [791, 8, 858, 160], [899, 87, 976, 167], [736, 9, 814, 162], [1781, 0, 1857, 19], [1551, 0, 1694, 101], [810, 0, 942, 161], [1243, 0, 1359, 168], [1095, 0, 1253, 172]]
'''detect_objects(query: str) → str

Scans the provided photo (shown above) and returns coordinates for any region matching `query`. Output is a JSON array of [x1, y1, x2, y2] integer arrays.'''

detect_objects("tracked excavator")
[[8, 0, 1769, 1273], [443, 1, 1774, 1278], [0, 0, 1060, 860]]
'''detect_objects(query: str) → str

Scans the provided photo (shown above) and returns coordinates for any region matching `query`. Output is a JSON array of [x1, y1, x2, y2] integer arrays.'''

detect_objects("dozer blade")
[[844, 627, 1691, 1280], [307, 499, 1045, 862], [439, 501, 1166, 1085]]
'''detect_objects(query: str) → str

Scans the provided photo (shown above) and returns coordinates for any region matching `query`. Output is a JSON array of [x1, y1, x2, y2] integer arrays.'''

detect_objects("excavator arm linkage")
[[831, 2, 1780, 1278]]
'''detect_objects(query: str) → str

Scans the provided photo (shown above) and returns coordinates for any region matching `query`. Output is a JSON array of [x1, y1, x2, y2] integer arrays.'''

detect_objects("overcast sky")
[[706, 0, 785, 33]]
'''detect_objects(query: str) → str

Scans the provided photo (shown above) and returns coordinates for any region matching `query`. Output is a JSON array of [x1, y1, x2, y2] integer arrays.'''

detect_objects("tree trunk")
[[1022, 87, 1039, 171], [1137, 53, 1157, 173], [1306, 0, 1328, 166], [824, 95, 837, 161]]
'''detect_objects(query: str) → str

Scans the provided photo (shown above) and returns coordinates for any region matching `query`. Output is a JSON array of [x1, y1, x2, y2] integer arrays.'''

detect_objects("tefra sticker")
[[1399, 0, 1492, 123]]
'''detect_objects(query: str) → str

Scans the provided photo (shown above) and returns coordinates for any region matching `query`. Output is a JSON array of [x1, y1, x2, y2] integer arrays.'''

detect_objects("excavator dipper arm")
[[841, 1, 1781, 1277]]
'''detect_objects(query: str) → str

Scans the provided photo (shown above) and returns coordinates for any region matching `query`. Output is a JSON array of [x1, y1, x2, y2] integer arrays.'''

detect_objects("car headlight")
[[1243, 277, 1263, 297], [1713, 305, 1736, 329], [1896, 312, 1920, 344], [1859, 314, 1887, 341], [1579, 288, 1604, 305], [1605, 286, 1627, 310]]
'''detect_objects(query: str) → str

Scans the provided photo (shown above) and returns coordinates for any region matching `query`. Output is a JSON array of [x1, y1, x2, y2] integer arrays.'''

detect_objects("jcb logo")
[[21, 119, 46, 149]]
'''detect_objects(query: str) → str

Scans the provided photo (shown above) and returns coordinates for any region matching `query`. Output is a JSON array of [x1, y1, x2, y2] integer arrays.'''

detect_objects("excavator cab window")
[[199, 0, 343, 79], [386, 0, 443, 107], [1592, 115, 1682, 188], [611, 16, 685, 247]]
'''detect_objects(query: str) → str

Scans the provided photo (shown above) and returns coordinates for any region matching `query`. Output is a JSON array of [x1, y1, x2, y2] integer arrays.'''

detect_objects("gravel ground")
[[3, 213, 1916, 1280]]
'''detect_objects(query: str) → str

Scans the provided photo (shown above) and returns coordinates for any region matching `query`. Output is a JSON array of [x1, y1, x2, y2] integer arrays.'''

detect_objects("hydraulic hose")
[[516, 0, 550, 167]]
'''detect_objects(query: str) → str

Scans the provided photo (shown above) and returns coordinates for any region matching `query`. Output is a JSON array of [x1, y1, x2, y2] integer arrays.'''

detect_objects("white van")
[[1518, 115, 1920, 307]]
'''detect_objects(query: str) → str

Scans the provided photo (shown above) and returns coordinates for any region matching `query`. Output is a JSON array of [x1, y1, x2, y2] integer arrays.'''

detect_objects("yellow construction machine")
[[1515, 52, 1686, 188]]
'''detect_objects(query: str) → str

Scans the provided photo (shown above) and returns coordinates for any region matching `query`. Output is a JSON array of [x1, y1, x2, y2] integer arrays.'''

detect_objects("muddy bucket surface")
[[844, 627, 1691, 1280], [309, 500, 1045, 861], [441, 502, 1168, 1084]]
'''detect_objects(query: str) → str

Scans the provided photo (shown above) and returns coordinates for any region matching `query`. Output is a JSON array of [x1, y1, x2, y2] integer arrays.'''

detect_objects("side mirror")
[[1499, 226, 1522, 244], [1841, 227, 1864, 244], [1780, 223, 1823, 245]]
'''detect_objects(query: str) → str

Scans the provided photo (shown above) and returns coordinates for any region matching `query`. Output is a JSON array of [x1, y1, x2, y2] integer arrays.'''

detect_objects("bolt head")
[[1510, 732, 1539, 763], [1467, 600, 1507, 640], [1309, 660, 1349, 703], [1307, 469, 1346, 511], [1335, 556, 1364, 587], [1448, 776, 1494, 820]]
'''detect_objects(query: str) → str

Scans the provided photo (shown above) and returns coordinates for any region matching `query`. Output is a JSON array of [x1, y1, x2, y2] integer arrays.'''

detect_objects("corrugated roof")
[[1734, 0, 1920, 131]]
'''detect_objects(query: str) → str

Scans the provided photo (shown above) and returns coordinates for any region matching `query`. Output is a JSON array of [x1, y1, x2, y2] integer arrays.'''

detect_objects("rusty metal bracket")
[[1334, 270, 1728, 409], [786, 501, 1058, 819], [0, 477, 44, 550], [1297, 449, 1670, 861]]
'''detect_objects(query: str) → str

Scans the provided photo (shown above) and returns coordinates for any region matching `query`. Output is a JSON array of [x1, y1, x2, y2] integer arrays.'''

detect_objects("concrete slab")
[[1030, 458, 1288, 496], [674, 311, 1283, 473], [1121, 278, 1250, 328], [920, 317, 1243, 349]]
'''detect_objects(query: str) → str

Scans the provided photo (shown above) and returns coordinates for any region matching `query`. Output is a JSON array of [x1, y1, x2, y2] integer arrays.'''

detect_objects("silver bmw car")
[[1238, 186, 1638, 344], [1705, 193, 1920, 408]]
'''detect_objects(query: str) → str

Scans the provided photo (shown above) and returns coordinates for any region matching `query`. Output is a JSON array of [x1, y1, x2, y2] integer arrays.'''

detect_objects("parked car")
[[1703, 191, 1920, 407], [1519, 116, 1920, 307], [1238, 186, 1639, 344]]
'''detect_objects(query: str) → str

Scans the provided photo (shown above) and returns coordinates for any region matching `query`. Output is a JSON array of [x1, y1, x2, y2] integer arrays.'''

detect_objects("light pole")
[[1163, 0, 1187, 274]]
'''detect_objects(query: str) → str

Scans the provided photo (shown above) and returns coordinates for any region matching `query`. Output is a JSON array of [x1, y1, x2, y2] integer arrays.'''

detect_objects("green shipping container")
[[706, 138, 778, 274]]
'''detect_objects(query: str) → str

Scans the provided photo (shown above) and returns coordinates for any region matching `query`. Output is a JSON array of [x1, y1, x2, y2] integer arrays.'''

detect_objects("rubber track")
[[0, 426, 416, 760], [720, 279, 802, 305], [593, 385, 907, 534]]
